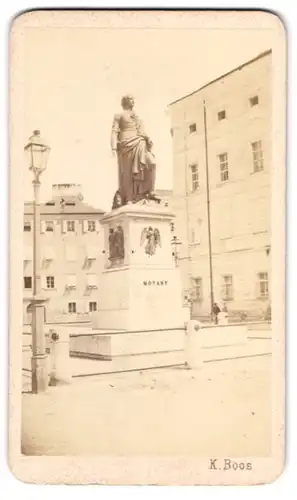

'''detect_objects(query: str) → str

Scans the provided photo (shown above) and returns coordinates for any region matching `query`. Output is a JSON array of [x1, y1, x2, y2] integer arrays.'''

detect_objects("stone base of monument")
[[91, 200, 189, 361], [73, 328, 187, 371], [91, 267, 188, 331]]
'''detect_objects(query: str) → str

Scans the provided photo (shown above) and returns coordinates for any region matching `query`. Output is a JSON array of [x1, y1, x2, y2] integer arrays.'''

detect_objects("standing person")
[[212, 302, 221, 325], [110, 94, 156, 204]]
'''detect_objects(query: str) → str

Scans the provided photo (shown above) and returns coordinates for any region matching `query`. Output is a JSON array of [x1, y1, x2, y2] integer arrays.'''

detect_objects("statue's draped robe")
[[111, 111, 156, 203]]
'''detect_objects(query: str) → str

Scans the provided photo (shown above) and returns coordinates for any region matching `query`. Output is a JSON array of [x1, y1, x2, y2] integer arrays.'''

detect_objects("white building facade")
[[23, 184, 105, 324], [168, 50, 272, 320]]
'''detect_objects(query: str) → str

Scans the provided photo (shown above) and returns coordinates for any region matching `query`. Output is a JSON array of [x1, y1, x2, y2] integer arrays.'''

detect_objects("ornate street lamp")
[[24, 130, 50, 393], [171, 235, 182, 267]]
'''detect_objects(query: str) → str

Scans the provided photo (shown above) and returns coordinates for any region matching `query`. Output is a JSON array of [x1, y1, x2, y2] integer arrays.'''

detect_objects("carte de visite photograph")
[[9, 10, 286, 486]]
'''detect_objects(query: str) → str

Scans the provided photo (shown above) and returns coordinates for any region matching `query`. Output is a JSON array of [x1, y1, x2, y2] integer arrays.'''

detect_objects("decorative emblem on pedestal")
[[108, 225, 125, 263], [141, 226, 161, 256]]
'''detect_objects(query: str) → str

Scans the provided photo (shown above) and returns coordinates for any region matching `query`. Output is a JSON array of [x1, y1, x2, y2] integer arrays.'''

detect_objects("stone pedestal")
[[30, 297, 48, 393], [185, 320, 203, 369], [92, 201, 189, 332], [48, 327, 72, 385], [218, 311, 228, 325]]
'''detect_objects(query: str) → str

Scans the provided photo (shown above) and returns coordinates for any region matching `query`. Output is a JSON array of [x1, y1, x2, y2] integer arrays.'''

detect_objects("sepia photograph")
[[9, 10, 286, 485]]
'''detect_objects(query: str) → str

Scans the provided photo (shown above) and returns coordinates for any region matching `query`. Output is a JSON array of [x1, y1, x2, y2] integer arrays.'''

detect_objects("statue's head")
[[121, 94, 134, 110]]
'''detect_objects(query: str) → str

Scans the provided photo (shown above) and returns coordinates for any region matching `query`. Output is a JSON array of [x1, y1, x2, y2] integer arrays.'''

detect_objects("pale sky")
[[22, 27, 273, 211]]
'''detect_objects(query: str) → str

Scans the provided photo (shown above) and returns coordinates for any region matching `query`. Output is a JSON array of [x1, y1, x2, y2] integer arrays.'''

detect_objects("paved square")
[[22, 354, 271, 456]]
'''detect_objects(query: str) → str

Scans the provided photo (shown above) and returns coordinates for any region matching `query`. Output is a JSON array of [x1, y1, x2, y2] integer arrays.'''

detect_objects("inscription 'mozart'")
[[143, 280, 168, 286]]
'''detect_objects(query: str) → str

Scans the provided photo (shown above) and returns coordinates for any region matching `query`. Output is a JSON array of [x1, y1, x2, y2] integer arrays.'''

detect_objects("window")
[[85, 246, 97, 261], [89, 301, 97, 312], [189, 123, 197, 134], [221, 275, 233, 300], [88, 220, 96, 232], [196, 218, 203, 244], [65, 245, 77, 262], [190, 222, 202, 245], [67, 220, 75, 232], [46, 276, 55, 289], [43, 246, 55, 261], [218, 153, 229, 182], [190, 164, 199, 192], [45, 221, 54, 232], [218, 110, 226, 121], [251, 140, 264, 172], [24, 246, 31, 263], [87, 274, 97, 288], [24, 221, 31, 232], [249, 95, 259, 107], [66, 274, 76, 289], [24, 276, 32, 289], [258, 272, 269, 298], [68, 302, 77, 314], [192, 278, 203, 301]]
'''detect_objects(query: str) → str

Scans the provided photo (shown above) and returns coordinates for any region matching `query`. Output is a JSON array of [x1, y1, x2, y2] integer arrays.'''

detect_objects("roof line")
[[168, 49, 272, 107], [24, 202, 105, 214], [24, 211, 105, 216]]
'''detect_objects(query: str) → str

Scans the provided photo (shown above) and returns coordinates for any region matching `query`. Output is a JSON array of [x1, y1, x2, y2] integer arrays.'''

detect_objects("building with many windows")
[[168, 50, 272, 320], [23, 183, 105, 324]]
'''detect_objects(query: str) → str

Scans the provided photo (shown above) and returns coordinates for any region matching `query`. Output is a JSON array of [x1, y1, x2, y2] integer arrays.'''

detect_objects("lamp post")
[[171, 235, 182, 267], [203, 100, 215, 322], [25, 130, 50, 393]]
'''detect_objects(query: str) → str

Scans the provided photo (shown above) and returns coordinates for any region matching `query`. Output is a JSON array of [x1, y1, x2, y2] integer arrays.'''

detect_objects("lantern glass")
[[25, 130, 50, 174], [171, 236, 182, 247]]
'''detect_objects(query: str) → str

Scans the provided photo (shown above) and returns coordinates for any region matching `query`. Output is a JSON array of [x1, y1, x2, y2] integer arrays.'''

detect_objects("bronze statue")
[[112, 190, 123, 210], [108, 225, 125, 262], [111, 95, 157, 206], [108, 228, 116, 260], [114, 225, 125, 259], [141, 226, 161, 256]]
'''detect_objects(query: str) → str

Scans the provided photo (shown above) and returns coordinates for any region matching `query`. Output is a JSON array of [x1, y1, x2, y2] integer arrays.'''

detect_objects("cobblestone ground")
[[22, 354, 271, 457]]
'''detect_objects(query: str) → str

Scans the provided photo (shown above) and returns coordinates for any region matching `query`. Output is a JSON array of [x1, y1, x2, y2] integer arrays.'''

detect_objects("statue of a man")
[[108, 225, 125, 263], [111, 95, 156, 205]]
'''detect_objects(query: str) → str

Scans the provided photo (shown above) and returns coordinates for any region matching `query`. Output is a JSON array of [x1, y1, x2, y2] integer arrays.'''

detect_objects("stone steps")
[[202, 338, 272, 363]]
